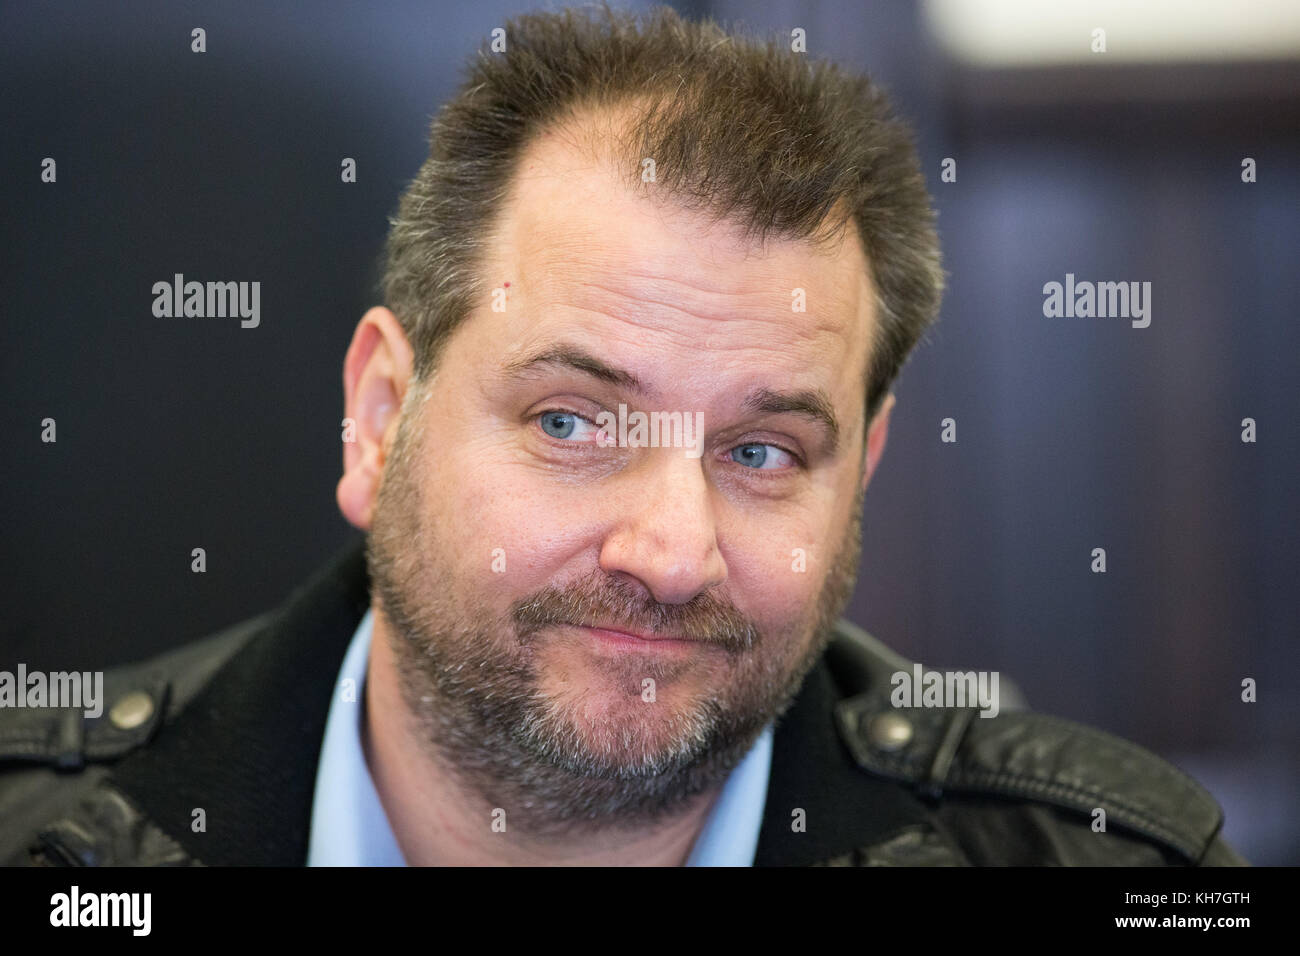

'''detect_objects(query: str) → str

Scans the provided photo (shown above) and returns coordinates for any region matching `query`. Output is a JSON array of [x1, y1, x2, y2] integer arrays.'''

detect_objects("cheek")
[[720, 515, 828, 633], [432, 436, 592, 590]]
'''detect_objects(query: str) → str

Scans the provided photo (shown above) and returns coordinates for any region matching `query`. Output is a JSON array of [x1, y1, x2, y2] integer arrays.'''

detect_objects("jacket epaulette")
[[825, 619, 1230, 864], [0, 614, 266, 770]]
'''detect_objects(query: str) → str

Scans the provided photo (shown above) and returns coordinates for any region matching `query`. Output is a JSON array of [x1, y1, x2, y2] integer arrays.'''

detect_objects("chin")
[[535, 680, 720, 769]]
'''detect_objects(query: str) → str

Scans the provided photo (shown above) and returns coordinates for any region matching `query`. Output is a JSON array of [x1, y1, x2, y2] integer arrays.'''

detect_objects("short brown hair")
[[382, 3, 943, 425]]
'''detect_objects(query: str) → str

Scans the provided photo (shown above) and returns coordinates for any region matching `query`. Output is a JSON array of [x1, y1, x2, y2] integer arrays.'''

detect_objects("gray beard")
[[365, 410, 864, 839]]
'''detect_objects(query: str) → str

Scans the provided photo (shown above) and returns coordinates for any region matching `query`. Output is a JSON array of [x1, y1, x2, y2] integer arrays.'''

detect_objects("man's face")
[[365, 127, 882, 832]]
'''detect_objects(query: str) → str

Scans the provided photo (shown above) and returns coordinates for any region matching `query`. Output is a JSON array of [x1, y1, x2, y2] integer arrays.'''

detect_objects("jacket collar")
[[754, 646, 945, 865], [108, 539, 370, 865], [106, 538, 940, 866]]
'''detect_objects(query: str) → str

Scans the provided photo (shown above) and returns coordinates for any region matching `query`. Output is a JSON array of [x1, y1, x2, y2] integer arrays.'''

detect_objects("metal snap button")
[[868, 712, 914, 751], [108, 691, 155, 730]]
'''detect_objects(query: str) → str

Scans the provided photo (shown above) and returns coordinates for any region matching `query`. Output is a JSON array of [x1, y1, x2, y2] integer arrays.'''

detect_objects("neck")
[[362, 608, 721, 866]]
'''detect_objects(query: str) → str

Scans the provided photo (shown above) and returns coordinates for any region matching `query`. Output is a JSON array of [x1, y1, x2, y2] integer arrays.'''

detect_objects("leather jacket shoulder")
[[0, 613, 266, 867], [0, 542, 1247, 866], [803, 621, 1247, 866]]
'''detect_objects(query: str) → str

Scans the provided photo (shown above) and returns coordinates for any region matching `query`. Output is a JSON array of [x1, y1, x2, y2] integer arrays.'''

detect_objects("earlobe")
[[336, 307, 414, 530], [337, 462, 378, 530]]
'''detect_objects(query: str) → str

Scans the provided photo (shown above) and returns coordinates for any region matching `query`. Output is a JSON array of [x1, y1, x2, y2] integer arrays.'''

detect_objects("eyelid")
[[728, 441, 803, 472], [535, 407, 608, 445], [725, 430, 807, 467]]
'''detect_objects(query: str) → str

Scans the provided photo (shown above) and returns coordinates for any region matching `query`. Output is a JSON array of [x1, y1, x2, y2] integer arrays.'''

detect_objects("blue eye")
[[540, 411, 577, 439], [538, 410, 605, 443], [731, 443, 794, 470]]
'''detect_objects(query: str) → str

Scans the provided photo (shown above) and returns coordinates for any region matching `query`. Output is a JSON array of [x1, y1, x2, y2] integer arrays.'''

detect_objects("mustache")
[[511, 571, 759, 653]]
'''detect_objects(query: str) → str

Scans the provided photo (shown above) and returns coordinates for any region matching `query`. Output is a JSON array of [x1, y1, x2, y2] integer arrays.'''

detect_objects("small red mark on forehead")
[[504, 281, 511, 288]]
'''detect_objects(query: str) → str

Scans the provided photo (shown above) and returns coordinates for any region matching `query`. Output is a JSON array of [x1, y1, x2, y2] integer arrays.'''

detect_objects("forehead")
[[478, 122, 876, 428]]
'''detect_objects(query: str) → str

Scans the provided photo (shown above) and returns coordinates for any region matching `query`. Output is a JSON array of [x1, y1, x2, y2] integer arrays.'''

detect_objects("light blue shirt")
[[307, 608, 773, 866]]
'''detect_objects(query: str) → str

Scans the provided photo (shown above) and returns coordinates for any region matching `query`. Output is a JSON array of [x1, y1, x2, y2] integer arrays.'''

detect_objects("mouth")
[[570, 622, 701, 650]]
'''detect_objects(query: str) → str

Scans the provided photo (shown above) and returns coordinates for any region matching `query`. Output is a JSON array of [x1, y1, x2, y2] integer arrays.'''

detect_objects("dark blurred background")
[[2, 1, 1296, 863]]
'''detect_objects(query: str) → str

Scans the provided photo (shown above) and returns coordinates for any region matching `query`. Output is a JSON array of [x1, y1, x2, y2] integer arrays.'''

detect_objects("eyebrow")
[[501, 342, 842, 455], [742, 386, 841, 456], [501, 344, 650, 396]]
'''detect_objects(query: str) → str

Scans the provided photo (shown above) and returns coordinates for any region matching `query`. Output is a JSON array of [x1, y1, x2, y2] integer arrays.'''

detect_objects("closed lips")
[[577, 623, 693, 642]]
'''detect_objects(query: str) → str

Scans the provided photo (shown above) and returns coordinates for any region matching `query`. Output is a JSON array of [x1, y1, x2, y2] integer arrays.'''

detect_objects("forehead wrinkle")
[[528, 243, 860, 343], [567, 276, 779, 329], [525, 216, 861, 296], [540, 291, 848, 377], [528, 233, 867, 341]]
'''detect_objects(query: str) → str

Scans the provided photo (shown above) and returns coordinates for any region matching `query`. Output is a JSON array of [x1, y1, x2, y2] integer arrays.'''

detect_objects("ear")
[[860, 392, 895, 495], [336, 307, 414, 530]]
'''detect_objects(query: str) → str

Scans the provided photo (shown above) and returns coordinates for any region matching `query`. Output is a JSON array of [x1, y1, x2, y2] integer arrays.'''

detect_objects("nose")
[[598, 452, 728, 606]]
